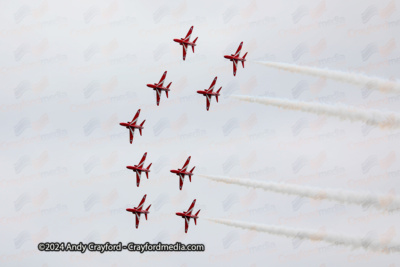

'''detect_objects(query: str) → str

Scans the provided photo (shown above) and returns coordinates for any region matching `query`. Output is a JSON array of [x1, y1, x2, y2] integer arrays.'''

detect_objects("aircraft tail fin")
[[146, 163, 152, 178], [216, 87, 222, 102], [146, 204, 151, 211], [242, 53, 247, 68], [189, 166, 195, 182], [192, 37, 197, 53], [166, 83, 171, 98], [194, 210, 200, 225], [145, 205, 151, 220], [139, 120, 145, 136]]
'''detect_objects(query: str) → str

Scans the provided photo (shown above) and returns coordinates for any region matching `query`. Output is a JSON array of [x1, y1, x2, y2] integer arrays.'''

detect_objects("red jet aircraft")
[[170, 156, 195, 190], [197, 77, 222, 111], [173, 26, 198, 60], [119, 109, 145, 144], [126, 152, 152, 187], [146, 71, 172, 106], [126, 194, 151, 229], [176, 199, 200, 233], [224, 42, 247, 76]]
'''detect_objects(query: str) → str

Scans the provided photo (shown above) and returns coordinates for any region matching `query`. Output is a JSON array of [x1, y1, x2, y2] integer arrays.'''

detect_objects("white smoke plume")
[[232, 95, 400, 129], [256, 61, 400, 94], [206, 218, 400, 253], [199, 175, 400, 212]]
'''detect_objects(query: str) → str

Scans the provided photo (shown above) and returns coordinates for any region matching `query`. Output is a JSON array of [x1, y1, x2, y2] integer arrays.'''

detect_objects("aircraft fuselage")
[[170, 169, 193, 176], [119, 122, 143, 129], [173, 38, 196, 46], [196, 90, 220, 97], [146, 84, 171, 91], [224, 55, 245, 62], [175, 212, 198, 219], [126, 165, 150, 173]]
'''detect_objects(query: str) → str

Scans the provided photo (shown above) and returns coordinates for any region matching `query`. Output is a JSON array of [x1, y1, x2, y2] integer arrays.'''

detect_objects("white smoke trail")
[[199, 175, 400, 212], [232, 95, 400, 129], [206, 218, 400, 253], [256, 61, 400, 94]]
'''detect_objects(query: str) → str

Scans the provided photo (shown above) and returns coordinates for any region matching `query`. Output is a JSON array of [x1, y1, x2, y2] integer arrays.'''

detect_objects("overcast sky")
[[1, 0, 400, 266]]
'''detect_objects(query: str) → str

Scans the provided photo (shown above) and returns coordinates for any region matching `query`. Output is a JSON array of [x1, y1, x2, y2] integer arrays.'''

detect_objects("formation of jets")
[[125, 152, 196, 191], [121, 25, 247, 232], [124, 153, 198, 232], [143, 26, 248, 110], [126, 195, 199, 233]]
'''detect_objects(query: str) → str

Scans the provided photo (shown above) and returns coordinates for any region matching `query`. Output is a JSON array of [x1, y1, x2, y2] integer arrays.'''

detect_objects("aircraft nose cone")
[[119, 123, 123, 126]]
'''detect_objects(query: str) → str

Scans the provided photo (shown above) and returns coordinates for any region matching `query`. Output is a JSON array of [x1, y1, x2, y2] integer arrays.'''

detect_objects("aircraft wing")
[[206, 95, 211, 111], [179, 174, 184, 190], [185, 217, 190, 233], [234, 42, 243, 57], [183, 26, 193, 41], [208, 77, 217, 92], [182, 44, 187, 60], [138, 153, 147, 168], [137, 194, 147, 210], [129, 128, 134, 144], [136, 171, 142, 187], [156, 89, 161, 106], [157, 71, 167, 87], [185, 199, 196, 215], [233, 60, 238, 76], [135, 213, 140, 228], [131, 109, 141, 124], [181, 156, 191, 171]]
